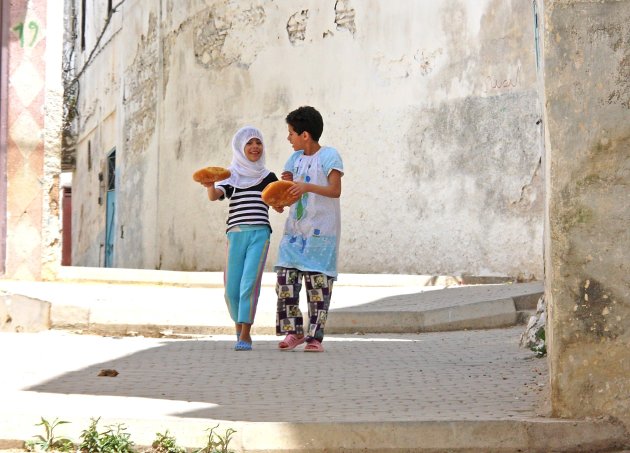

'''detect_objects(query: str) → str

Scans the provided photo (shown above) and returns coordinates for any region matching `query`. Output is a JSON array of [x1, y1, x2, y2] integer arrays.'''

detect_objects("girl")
[[201, 126, 278, 351]]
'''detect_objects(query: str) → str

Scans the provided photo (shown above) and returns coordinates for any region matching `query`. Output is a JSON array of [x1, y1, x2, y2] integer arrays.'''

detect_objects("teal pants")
[[224, 225, 270, 325]]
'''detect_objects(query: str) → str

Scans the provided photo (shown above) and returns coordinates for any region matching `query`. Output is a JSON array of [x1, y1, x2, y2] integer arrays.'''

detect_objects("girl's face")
[[244, 137, 263, 162]]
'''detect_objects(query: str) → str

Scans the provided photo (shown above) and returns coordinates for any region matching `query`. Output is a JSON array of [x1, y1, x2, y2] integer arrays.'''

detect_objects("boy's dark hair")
[[286, 106, 324, 142]]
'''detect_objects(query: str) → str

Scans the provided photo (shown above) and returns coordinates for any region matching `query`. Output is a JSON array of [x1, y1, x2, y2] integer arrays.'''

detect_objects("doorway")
[[104, 149, 116, 267]]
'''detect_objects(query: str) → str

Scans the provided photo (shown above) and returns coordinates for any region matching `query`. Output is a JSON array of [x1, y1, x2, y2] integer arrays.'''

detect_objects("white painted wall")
[[71, 0, 544, 278]]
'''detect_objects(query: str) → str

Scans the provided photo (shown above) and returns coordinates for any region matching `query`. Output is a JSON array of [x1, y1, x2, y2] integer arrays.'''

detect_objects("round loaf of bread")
[[192, 166, 231, 183], [262, 180, 299, 208]]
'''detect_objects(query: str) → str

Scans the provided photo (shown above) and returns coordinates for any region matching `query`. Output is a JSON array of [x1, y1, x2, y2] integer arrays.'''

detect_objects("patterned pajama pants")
[[275, 268, 335, 342]]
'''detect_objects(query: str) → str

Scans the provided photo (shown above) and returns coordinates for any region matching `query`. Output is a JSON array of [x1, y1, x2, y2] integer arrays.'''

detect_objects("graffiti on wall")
[[485, 66, 521, 92], [12, 21, 40, 47]]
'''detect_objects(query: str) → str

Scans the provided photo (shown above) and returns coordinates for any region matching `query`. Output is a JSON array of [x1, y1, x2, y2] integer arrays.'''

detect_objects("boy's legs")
[[236, 227, 270, 343], [276, 267, 305, 337], [304, 272, 334, 343]]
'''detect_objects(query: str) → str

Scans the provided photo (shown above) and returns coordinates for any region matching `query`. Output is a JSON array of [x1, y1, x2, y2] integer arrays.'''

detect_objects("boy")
[[274, 106, 344, 352]]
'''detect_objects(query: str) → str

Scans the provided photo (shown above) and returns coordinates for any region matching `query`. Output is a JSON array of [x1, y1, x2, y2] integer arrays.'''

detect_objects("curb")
[[2, 418, 628, 452], [0, 279, 544, 337], [327, 298, 519, 334]]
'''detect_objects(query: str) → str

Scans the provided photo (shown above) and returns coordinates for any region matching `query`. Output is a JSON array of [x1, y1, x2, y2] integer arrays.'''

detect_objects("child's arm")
[[289, 169, 342, 199], [201, 180, 223, 201]]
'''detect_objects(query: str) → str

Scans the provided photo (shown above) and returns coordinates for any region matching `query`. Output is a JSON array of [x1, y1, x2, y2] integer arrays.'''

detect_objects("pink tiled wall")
[[6, 0, 47, 279]]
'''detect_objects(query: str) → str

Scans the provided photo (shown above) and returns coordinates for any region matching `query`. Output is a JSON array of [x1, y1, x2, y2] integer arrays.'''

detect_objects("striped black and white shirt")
[[217, 173, 278, 232]]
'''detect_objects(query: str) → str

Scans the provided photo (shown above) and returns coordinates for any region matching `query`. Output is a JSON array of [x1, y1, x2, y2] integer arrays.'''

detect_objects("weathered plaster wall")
[[3, 0, 63, 280], [73, 0, 544, 277], [71, 0, 126, 267], [543, 0, 630, 427]]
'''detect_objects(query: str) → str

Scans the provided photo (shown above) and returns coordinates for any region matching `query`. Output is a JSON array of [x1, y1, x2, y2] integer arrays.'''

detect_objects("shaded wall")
[[543, 0, 630, 427], [72, 0, 544, 278]]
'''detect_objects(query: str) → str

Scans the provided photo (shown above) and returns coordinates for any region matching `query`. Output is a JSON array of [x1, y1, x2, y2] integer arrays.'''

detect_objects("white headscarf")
[[218, 126, 270, 189]]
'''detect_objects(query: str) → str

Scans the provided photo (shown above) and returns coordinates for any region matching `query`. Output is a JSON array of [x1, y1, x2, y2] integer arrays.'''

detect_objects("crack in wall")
[[512, 157, 542, 208]]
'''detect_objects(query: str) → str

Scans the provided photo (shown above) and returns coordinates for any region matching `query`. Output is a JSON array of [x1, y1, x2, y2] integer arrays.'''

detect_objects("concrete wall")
[[3, 0, 63, 280], [542, 0, 630, 427], [71, 0, 544, 278]]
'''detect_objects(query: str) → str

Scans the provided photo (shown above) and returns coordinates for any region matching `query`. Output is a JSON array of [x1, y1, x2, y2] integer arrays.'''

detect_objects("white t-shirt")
[[275, 146, 344, 278]]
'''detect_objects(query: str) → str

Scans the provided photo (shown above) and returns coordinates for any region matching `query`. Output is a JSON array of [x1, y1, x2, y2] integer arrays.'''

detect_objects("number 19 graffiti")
[[13, 21, 40, 47]]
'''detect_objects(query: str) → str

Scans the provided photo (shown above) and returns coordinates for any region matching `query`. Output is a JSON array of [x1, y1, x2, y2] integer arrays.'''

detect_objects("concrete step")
[[0, 272, 544, 336], [3, 418, 627, 452]]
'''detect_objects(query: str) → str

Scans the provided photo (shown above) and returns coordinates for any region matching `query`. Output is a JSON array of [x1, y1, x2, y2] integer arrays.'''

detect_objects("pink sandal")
[[278, 334, 305, 350], [304, 339, 324, 352]]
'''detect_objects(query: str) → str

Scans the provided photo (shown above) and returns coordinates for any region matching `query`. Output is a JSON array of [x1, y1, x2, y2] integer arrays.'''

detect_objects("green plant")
[[532, 327, 547, 357], [79, 417, 135, 453], [151, 430, 185, 453], [25, 417, 74, 452], [79, 418, 102, 452], [195, 424, 236, 453]]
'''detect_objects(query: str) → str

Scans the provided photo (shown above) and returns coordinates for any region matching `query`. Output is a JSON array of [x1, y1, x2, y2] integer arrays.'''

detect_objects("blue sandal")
[[234, 340, 252, 351]]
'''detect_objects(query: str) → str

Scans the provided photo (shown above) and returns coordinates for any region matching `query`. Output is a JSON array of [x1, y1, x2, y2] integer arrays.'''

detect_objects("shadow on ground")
[[26, 328, 547, 423]]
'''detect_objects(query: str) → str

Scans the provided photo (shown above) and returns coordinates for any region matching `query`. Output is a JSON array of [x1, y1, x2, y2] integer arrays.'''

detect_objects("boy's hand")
[[284, 170, 341, 199], [200, 179, 214, 188], [272, 206, 285, 213], [281, 171, 293, 181], [288, 182, 308, 197]]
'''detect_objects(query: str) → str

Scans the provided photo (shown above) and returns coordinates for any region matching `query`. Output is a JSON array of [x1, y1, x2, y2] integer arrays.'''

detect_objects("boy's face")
[[244, 137, 263, 162], [287, 124, 308, 152]]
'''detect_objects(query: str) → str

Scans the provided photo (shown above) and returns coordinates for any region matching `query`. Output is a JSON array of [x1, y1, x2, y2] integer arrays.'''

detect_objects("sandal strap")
[[279, 334, 305, 349], [304, 339, 324, 352]]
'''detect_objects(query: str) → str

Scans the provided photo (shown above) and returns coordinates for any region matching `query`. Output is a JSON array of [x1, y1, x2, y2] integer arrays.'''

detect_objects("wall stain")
[[415, 48, 443, 76], [562, 133, 630, 231], [189, 5, 265, 69], [558, 201, 594, 232], [175, 138, 183, 161], [334, 0, 356, 36], [287, 9, 308, 45], [608, 52, 630, 109], [162, 26, 180, 95], [123, 13, 158, 159], [585, 12, 630, 109], [405, 91, 542, 213], [193, 9, 230, 68], [574, 278, 623, 339]]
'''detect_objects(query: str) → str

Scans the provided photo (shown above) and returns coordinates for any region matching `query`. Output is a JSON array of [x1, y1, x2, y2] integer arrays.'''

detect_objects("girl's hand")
[[281, 171, 293, 181], [200, 179, 214, 188]]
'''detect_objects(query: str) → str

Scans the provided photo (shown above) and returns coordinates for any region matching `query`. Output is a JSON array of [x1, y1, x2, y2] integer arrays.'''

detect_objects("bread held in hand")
[[262, 180, 300, 208], [192, 166, 231, 183]]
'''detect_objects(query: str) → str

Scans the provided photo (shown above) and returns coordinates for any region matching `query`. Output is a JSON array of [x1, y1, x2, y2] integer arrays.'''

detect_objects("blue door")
[[104, 150, 116, 267]]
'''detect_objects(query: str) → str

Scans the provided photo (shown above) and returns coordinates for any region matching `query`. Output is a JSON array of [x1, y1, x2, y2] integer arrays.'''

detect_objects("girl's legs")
[[239, 322, 252, 343], [236, 228, 270, 344], [304, 272, 334, 343], [225, 231, 246, 332], [276, 268, 305, 339]]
